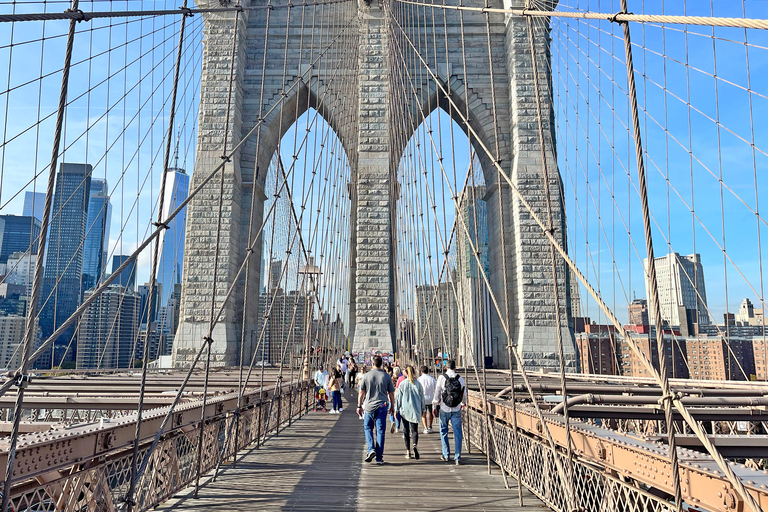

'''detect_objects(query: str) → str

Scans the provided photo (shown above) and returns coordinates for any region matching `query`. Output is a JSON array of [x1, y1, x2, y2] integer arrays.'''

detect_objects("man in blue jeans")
[[432, 360, 467, 465], [356, 355, 395, 464]]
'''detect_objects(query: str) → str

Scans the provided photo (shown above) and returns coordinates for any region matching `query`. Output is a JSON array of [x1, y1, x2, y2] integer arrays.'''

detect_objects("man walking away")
[[417, 366, 437, 434], [357, 355, 395, 465], [432, 360, 467, 465]]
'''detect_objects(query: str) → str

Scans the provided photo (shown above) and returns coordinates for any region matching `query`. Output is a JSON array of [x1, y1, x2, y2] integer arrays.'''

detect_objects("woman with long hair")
[[395, 365, 426, 459]]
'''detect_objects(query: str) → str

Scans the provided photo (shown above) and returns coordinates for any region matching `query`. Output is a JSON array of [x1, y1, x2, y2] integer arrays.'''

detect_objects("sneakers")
[[405, 450, 412, 459], [423, 428, 429, 435], [427, 427, 433, 433], [390, 423, 395, 434], [376, 460, 385, 465], [440, 455, 448, 462], [413, 447, 420, 460], [455, 459, 461, 466], [329, 410, 337, 414], [365, 451, 376, 463], [338, 408, 343, 412]]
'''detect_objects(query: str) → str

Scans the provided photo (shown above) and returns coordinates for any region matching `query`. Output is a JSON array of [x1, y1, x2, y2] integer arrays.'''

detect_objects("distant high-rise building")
[[111, 255, 136, 290], [736, 298, 764, 327], [76, 285, 140, 369], [156, 165, 189, 308], [0, 283, 27, 330], [570, 279, 582, 319], [575, 331, 618, 375], [628, 298, 649, 326], [82, 179, 111, 293], [255, 288, 311, 364], [269, 259, 283, 290], [0, 315, 41, 370], [39, 163, 92, 361], [618, 332, 688, 379], [158, 283, 183, 356], [645, 252, 709, 330], [22, 191, 46, 221], [685, 335, 755, 381], [5, 252, 40, 300], [0, 215, 42, 263], [454, 186, 492, 368], [137, 282, 161, 327], [415, 282, 459, 363]]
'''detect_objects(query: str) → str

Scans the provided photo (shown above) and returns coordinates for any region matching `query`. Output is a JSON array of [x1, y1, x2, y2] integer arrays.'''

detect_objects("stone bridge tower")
[[173, 0, 576, 370]]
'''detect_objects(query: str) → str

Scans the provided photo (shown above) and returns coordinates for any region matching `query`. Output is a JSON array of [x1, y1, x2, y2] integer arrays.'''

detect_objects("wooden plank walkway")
[[158, 389, 546, 512]]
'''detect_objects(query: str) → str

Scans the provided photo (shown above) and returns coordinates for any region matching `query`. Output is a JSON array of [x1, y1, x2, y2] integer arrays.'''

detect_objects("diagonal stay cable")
[[0, 14, 358, 404], [390, 6, 763, 512]]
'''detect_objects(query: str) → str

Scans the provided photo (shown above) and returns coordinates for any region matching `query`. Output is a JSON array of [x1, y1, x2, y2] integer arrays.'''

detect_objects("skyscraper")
[[138, 282, 161, 327], [5, 252, 40, 300], [156, 165, 189, 308], [269, 259, 283, 290], [628, 298, 649, 326], [0, 215, 42, 263], [39, 163, 92, 363], [255, 288, 310, 364], [111, 255, 136, 290], [76, 285, 140, 369], [454, 186, 492, 368], [22, 191, 46, 221], [82, 179, 111, 293], [644, 252, 709, 330], [414, 282, 459, 362]]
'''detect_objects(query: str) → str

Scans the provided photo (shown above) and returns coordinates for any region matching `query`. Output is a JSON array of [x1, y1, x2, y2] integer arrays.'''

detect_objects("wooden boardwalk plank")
[[158, 390, 545, 512]]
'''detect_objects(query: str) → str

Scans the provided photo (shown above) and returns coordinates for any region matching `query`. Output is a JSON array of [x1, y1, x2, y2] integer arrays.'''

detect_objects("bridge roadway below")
[[158, 388, 543, 512]]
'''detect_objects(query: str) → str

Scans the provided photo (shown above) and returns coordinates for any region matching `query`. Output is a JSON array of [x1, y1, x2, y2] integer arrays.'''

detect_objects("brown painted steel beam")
[[470, 391, 768, 512]]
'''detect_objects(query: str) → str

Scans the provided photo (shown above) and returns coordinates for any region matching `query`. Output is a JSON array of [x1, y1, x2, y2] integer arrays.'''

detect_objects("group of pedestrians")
[[356, 356, 466, 465], [312, 354, 359, 413]]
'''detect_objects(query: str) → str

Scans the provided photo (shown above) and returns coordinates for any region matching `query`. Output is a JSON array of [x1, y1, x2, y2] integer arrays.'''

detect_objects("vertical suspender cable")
[[125, 4, 189, 509], [194, 4, 242, 498], [616, 1, 682, 510], [525, 10, 575, 509], [0, 2, 80, 509]]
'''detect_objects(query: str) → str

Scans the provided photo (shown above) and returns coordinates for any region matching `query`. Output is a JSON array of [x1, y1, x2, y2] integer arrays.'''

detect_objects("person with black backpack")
[[432, 360, 467, 465]]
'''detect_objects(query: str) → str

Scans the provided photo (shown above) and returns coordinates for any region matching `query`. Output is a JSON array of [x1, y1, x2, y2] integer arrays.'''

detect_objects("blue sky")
[[0, 1, 202, 288], [0, 0, 766, 328], [552, 0, 768, 324]]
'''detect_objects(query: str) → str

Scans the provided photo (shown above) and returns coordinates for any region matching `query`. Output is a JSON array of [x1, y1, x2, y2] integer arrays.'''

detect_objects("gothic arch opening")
[[247, 107, 352, 366], [394, 107, 497, 371]]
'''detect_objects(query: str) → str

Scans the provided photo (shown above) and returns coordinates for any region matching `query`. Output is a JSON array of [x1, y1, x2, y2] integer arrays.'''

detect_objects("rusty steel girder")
[[0, 377, 306, 484], [469, 391, 768, 512]]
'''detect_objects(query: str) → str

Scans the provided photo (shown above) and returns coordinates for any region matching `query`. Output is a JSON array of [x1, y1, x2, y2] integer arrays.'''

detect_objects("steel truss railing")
[[464, 390, 768, 512], [1, 380, 312, 512]]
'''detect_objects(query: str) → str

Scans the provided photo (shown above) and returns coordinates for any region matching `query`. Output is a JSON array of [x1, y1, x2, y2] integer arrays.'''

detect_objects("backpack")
[[442, 375, 464, 408]]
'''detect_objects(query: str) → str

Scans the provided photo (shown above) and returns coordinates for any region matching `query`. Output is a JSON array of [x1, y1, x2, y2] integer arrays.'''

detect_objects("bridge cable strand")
[[389, 1, 768, 30], [193, 2, 243, 499], [539, 7, 757, 385], [391, 2, 766, 511], [125, 4, 191, 507], [232, 0, 275, 469], [388, 10, 576, 507], [524, 4, 577, 509], [126, 14, 359, 491], [0, 1, 82, 508], [0, 6, 357, 400]]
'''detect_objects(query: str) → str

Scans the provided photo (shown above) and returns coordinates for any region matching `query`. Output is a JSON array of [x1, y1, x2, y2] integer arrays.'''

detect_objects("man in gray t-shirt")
[[356, 356, 395, 464]]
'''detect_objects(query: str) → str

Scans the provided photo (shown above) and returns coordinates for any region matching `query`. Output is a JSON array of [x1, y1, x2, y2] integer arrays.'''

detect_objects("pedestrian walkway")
[[158, 390, 541, 511]]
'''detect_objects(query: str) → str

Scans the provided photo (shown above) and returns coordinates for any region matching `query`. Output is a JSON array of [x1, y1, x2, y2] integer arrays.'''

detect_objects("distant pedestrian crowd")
[[312, 353, 467, 465]]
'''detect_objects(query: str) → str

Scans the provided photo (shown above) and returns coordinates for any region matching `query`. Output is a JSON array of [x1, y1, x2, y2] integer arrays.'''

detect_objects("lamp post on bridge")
[[299, 257, 321, 410]]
